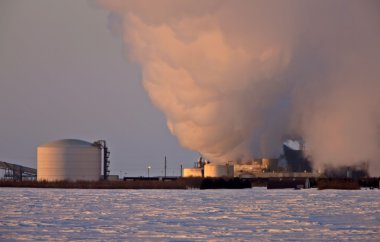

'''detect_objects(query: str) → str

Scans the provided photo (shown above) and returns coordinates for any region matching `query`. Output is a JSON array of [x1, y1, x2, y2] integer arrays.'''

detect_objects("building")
[[323, 162, 369, 178], [204, 164, 234, 178], [183, 157, 207, 178], [37, 139, 102, 181], [183, 168, 203, 178], [233, 158, 279, 177], [283, 142, 312, 172]]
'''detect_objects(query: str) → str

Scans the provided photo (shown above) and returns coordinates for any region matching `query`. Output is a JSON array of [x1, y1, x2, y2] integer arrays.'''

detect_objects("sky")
[[0, 0, 198, 177]]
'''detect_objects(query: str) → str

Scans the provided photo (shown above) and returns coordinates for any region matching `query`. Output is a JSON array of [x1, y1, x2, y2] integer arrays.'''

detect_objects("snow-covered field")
[[0, 188, 379, 241]]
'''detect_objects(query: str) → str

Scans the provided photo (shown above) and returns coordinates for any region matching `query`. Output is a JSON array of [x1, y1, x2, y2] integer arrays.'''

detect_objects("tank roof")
[[39, 139, 94, 147]]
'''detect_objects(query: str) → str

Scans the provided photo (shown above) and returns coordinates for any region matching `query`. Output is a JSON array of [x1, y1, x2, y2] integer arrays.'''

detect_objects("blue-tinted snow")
[[0, 188, 379, 241]]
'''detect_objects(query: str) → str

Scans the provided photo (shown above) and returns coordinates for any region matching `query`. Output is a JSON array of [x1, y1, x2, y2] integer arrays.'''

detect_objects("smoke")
[[99, 0, 380, 175]]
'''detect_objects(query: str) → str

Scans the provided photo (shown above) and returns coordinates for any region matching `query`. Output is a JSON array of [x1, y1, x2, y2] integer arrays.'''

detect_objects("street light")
[[148, 166, 151, 178]]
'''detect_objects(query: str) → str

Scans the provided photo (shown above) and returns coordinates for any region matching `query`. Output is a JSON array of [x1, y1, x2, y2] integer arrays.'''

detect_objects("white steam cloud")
[[99, 0, 380, 175]]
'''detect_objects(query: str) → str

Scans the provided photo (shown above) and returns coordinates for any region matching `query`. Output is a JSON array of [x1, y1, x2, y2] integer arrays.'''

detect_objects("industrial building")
[[182, 140, 313, 178], [323, 162, 369, 178], [183, 163, 234, 178], [181, 139, 368, 179], [180, 145, 370, 180], [183, 157, 206, 178], [182, 157, 233, 178], [183, 168, 203, 178], [181, 141, 318, 179], [0, 161, 36, 181], [37, 139, 110, 181], [1, 137, 368, 182], [283, 142, 312, 172], [204, 163, 234, 178], [233, 158, 278, 177]]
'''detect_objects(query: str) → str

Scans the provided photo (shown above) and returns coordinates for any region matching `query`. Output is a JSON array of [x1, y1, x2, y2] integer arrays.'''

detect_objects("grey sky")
[[0, 0, 198, 176]]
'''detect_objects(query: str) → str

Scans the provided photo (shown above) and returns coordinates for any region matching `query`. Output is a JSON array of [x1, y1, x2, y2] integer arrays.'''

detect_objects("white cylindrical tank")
[[183, 168, 203, 178], [204, 164, 234, 178], [37, 139, 101, 181]]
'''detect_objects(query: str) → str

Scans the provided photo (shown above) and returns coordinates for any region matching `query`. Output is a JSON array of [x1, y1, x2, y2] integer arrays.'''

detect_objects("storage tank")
[[183, 168, 203, 178], [204, 164, 234, 178], [37, 139, 101, 181]]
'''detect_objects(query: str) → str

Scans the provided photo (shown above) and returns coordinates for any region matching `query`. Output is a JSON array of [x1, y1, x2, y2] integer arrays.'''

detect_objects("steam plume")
[[99, 0, 380, 175]]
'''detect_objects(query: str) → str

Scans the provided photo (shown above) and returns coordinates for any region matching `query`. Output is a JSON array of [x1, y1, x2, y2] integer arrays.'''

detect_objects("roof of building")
[[283, 139, 301, 150], [39, 139, 94, 147]]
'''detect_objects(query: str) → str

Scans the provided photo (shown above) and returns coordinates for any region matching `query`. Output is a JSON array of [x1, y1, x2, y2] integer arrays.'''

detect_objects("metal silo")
[[204, 164, 234, 178], [37, 139, 101, 181], [183, 168, 203, 178]]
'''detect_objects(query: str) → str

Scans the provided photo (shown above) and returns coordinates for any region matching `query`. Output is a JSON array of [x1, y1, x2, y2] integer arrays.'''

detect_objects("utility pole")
[[164, 156, 167, 178], [180, 164, 183, 177]]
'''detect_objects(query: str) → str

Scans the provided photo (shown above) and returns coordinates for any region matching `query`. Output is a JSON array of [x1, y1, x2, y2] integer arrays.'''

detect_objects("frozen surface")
[[0, 188, 379, 241]]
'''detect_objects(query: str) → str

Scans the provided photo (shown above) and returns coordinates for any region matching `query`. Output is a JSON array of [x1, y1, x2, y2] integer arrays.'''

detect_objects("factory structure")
[[182, 156, 315, 178], [182, 141, 368, 178], [183, 157, 235, 178], [183, 140, 316, 178], [0, 138, 370, 182], [37, 139, 110, 181]]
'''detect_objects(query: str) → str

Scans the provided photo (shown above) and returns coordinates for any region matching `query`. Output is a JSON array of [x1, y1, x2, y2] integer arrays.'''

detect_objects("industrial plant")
[[0, 138, 375, 190], [182, 140, 314, 178], [182, 156, 318, 179], [182, 141, 369, 180], [0, 139, 111, 182]]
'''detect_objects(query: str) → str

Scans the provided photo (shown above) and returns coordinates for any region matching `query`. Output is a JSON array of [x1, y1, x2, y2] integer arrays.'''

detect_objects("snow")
[[0, 188, 379, 241]]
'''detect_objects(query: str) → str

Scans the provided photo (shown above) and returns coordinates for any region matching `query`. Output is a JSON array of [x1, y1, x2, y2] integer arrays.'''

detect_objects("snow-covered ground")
[[0, 187, 379, 241]]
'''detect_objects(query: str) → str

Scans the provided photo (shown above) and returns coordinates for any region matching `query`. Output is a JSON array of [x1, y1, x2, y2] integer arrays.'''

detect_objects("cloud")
[[100, 0, 380, 175]]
